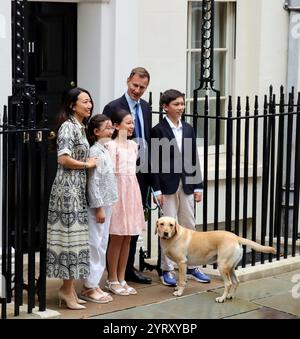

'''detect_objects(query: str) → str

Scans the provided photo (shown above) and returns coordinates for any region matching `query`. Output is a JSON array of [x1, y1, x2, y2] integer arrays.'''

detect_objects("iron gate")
[[1, 0, 49, 318], [0, 89, 49, 319]]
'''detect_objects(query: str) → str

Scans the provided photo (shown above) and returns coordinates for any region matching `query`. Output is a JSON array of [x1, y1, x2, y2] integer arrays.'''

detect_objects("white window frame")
[[186, 0, 236, 154]]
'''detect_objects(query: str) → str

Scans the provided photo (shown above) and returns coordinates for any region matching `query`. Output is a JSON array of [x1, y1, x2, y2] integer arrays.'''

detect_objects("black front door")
[[27, 1, 77, 186]]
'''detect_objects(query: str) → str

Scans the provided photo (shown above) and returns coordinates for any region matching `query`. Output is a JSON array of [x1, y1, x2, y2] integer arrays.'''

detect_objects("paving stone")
[[254, 292, 300, 317], [6, 303, 61, 319], [53, 273, 222, 319], [273, 269, 300, 283], [211, 276, 294, 302], [92, 291, 259, 319], [225, 307, 300, 319], [5, 266, 300, 319]]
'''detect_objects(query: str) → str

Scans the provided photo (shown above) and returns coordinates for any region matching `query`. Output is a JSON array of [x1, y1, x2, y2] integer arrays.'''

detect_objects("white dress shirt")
[[165, 116, 183, 152]]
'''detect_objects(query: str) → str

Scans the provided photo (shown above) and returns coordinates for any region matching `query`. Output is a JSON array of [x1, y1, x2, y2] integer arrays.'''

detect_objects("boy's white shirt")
[[153, 116, 201, 197]]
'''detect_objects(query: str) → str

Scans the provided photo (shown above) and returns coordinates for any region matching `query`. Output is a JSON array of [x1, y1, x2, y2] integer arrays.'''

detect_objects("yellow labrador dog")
[[156, 216, 276, 303]]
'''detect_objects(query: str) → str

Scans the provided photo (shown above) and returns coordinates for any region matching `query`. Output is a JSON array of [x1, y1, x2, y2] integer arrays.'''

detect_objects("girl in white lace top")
[[80, 114, 118, 303]]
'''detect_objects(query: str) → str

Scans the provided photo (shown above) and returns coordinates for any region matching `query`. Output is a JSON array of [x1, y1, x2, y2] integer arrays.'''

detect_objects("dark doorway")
[[27, 1, 77, 187]]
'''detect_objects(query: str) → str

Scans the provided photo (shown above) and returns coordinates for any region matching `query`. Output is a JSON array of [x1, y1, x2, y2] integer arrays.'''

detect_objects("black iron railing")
[[1, 94, 49, 319], [0, 0, 50, 319], [199, 86, 300, 266]]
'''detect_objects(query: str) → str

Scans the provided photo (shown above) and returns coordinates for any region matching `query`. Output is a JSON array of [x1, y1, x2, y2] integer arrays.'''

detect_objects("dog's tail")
[[238, 237, 276, 254]]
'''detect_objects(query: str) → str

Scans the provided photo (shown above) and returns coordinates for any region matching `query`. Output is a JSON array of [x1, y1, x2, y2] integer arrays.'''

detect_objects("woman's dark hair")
[[110, 109, 131, 140], [87, 114, 110, 145], [55, 87, 94, 130], [50, 87, 94, 150]]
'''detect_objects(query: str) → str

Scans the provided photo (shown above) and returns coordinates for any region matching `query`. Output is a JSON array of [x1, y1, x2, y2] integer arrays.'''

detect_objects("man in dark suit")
[[151, 89, 210, 286], [102, 67, 152, 284]]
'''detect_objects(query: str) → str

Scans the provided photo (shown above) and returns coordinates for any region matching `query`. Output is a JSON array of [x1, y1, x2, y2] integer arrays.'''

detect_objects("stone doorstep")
[[6, 302, 61, 319]]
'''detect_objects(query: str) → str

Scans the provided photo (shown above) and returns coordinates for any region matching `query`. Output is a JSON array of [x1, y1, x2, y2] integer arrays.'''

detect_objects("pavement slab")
[[225, 307, 300, 319], [45, 271, 223, 319], [272, 269, 300, 283], [253, 292, 300, 318], [7, 263, 300, 319], [92, 291, 259, 319], [211, 276, 294, 301]]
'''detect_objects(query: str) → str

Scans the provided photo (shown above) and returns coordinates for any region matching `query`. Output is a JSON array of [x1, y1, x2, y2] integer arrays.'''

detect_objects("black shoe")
[[125, 268, 152, 284]]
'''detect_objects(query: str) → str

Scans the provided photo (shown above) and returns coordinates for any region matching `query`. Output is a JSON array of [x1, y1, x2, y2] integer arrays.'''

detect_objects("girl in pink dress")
[[106, 110, 145, 295]]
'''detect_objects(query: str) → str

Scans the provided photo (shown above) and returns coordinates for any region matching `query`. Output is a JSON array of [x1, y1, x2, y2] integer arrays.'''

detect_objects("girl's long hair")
[[110, 109, 131, 140], [87, 114, 110, 146]]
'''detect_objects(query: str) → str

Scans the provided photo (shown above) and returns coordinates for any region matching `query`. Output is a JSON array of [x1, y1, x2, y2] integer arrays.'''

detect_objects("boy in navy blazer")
[[151, 89, 210, 286]]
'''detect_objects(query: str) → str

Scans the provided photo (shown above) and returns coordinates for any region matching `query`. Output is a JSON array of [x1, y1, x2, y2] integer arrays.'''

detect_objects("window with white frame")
[[186, 0, 236, 148]]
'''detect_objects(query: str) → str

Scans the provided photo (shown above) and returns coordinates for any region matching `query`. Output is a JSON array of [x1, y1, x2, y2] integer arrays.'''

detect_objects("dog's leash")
[[146, 186, 164, 217]]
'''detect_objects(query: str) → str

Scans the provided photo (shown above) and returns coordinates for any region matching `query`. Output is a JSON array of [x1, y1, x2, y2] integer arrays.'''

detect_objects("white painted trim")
[[78, 0, 139, 111], [78, 2, 103, 112], [113, 0, 138, 98], [287, 11, 300, 91]]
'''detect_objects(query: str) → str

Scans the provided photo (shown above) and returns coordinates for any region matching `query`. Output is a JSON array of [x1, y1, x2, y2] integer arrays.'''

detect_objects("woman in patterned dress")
[[46, 87, 98, 310]]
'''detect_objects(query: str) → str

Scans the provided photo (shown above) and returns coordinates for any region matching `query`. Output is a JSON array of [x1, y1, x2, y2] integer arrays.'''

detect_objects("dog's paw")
[[215, 296, 225, 303], [173, 290, 183, 297], [226, 294, 233, 300], [174, 286, 178, 291]]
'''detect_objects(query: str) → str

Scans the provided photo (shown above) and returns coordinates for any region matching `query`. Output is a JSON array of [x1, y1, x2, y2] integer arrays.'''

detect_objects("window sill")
[[201, 152, 263, 182]]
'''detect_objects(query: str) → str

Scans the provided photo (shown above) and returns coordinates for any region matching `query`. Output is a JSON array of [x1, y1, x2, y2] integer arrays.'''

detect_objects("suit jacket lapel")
[[162, 118, 183, 157], [162, 118, 175, 139], [181, 121, 188, 158], [121, 94, 131, 112], [140, 100, 149, 141]]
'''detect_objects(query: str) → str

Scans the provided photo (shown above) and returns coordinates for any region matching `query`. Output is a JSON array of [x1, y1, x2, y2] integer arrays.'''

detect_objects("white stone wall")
[[235, 0, 289, 101], [78, 0, 139, 113], [0, 1, 293, 117], [287, 2, 300, 91], [0, 0, 11, 116], [78, 3, 103, 112], [136, 0, 187, 112]]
